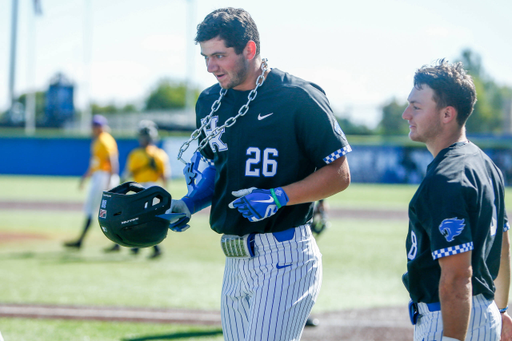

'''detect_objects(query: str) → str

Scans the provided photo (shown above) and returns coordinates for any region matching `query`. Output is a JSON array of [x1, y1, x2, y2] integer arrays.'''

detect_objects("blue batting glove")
[[228, 187, 289, 222], [167, 199, 191, 232]]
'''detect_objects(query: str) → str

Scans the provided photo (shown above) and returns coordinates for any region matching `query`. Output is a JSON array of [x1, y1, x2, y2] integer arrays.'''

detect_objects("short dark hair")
[[195, 7, 260, 56], [414, 59, 477, 126]]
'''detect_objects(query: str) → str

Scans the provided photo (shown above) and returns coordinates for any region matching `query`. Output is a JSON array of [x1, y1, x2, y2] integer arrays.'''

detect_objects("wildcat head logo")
[[439, 218, 465, 242]]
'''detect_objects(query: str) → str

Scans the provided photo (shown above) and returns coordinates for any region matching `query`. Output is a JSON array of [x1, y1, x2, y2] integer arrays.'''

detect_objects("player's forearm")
[[494, 232, 511, 310], [160, 175, 168, 188], [283, 156, 350, 206], [439, 269, 472, 340], [182, 164, 216, 214], [110, 155, 119, 175]]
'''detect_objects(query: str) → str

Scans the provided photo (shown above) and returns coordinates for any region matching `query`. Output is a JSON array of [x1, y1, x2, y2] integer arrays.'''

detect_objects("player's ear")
[[243, 40, 257, 61], [442, 106, 457, 124]]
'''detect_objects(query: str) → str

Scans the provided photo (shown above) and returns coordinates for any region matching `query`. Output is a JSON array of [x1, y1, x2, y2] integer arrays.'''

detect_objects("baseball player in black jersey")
[[168, 7, 351, 341], [402, 59, 512, 341]]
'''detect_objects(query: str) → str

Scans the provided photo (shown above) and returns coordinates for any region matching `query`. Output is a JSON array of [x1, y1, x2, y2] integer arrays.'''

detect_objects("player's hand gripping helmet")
[[98, 182, 183, 248]]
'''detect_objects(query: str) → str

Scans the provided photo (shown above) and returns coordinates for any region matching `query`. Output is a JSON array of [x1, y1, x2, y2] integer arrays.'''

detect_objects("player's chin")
[[216, 76, 231, 89], [407, 129, 418, 141], [408, 131, 425, 143]]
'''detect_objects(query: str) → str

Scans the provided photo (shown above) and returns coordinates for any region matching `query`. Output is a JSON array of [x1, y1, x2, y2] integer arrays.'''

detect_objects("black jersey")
[[195, 68, 351, 235], [403, 141, 509, 303]]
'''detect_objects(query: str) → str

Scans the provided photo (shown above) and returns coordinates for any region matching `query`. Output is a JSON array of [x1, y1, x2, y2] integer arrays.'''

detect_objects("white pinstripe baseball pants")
[[221, 224, 322, 341], [414, 294, 501, 341], [83, 171, 119, 216]]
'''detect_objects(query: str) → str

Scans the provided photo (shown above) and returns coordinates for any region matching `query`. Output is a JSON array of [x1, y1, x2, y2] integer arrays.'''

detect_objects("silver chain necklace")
[[177, 58, 269, 164]]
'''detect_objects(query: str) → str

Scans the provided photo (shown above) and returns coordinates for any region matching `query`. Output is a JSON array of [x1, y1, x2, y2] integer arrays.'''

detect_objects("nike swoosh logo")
[[253, 197, 274, 203], [258, 113, 274, 120], [276, 263, 292, 269]]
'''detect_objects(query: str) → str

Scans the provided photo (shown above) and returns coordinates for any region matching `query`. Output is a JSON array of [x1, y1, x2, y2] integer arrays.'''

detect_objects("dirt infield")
[[0, 303, 413, 341], [0, 232, 48, 242], [0, 200, 84, 211]]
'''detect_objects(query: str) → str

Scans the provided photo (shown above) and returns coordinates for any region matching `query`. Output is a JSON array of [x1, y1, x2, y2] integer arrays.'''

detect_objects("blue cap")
[[92, 115, 108, 127]]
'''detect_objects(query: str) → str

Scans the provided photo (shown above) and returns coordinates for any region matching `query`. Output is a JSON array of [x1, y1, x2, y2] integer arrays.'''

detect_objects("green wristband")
[[270, 188, 282, 209]]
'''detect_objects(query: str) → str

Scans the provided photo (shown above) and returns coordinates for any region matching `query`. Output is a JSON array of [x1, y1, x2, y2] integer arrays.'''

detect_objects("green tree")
[[377, 49, 512, 136], [90, 102, 138, 114], [459, 49, 483, 77], [377, 98, 408, 135], [336, 117, 374, 135], [120, 103, 138, 113], [457, 48, 511, 134], [91, 102, 119, 115], [465, 75, 498, 133], [145, 79, 199, 110]]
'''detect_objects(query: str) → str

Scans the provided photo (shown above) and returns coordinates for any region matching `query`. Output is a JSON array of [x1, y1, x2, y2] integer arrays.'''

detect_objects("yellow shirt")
[[90, 132, 118, 173], [127, 145, 169, 183]]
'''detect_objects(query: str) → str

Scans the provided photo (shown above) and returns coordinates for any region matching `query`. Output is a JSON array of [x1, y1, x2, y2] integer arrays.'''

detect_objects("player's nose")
[[206, 59, 218, 73], [402, 105, 412, 121]]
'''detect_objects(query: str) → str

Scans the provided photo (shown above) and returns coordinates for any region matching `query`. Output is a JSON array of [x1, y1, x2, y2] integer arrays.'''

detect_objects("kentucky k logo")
[[202, 116, 228, 152], [439, 217, 465, 242]]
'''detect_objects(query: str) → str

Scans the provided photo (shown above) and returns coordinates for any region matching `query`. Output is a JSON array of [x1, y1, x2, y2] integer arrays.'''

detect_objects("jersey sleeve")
[[293, 85, 351, 168], [423, 177, 474, 260]]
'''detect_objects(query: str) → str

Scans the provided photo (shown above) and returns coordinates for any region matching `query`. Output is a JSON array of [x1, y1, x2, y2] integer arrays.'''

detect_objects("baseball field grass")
[[0, 175, 510, 340], [0, 318, 224, 341]]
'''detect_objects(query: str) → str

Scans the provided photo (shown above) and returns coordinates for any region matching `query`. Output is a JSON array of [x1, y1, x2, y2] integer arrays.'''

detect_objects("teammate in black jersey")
[[402, 59, 512, 341]]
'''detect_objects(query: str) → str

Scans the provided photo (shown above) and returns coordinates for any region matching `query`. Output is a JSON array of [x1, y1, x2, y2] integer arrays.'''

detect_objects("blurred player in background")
[[64, 114, 119, 249], [105, 120, 170, 258], [169, 7, 351, 341], [402, 60, 512, 341], [311, 199, 329, 237], [305, 199, 330, 327]]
